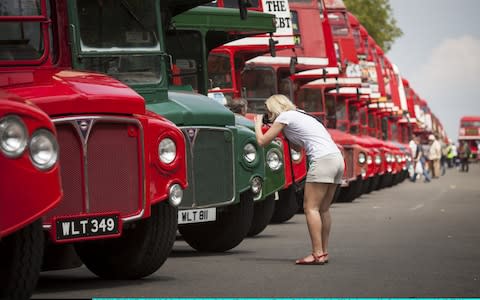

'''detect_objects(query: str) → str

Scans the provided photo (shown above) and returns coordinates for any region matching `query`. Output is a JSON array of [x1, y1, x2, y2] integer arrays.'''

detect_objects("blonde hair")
[[265, 94, 296, 122]]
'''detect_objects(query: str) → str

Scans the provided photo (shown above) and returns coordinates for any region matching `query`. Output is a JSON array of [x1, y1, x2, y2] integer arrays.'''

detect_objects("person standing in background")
[[459, 141, 471, 172], [427, 134, 442, 178]]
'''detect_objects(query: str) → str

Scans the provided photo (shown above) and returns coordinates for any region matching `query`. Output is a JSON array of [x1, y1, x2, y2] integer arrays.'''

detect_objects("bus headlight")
[[243, 143, 257, 163], [358, 152, 367, 164], [250, 176, 262, 195], [159, 138, 176, 164], [291, 148, 301, 162], [267, 149, 282, 171], [29, 129, 58, 170], [0, 115, 28, 158], [168, 183, 183, 207]]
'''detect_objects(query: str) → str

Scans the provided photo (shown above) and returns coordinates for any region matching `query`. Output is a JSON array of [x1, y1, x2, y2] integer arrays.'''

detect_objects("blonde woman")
[[254, 94, 344, 265]]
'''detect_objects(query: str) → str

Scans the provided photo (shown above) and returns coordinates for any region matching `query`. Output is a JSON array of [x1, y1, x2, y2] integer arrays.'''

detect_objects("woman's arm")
[[254, 114, 285, 147]]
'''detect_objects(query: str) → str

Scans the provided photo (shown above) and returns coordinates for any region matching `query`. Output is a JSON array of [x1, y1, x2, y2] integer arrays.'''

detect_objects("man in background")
[[428, 134, 442, 178]]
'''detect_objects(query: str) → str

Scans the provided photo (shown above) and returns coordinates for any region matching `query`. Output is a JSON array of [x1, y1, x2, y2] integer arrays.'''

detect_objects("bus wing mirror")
[[241, 87, 247, 98], [289, 56, 298, 75], [238, 0, 252, 20], [269, 35, 278, 57]]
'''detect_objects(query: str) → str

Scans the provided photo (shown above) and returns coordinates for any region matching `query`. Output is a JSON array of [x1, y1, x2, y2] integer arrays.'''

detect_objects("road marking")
[[440, 209, 446, 213], [450, 185, 456, 189], [372, 206, 380, 209], [410, 204, 425, 210]]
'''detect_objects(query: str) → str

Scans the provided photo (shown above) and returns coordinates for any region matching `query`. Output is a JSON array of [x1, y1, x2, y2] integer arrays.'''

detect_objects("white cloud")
[[411, 35, 480, 140], [415, 35, 480, 88]]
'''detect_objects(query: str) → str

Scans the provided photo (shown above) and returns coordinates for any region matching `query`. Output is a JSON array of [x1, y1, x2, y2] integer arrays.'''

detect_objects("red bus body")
[[0, 1, 187, 245], [0, 94, 62, 238], [205, 0, 308, 192], [459, 116, 480, 159]]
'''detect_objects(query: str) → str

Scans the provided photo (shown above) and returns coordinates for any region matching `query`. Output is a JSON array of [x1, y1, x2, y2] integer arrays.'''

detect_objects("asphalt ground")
[[33, 163, 480, 298]]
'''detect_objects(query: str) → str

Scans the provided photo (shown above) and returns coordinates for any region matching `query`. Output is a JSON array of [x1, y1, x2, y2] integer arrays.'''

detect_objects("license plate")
[[178, 208, 216, 224], [53, 213, 121, 242]]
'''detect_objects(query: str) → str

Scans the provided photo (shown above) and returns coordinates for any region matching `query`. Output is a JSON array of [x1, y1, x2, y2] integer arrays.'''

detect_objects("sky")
[[387, 0, 480, 141]]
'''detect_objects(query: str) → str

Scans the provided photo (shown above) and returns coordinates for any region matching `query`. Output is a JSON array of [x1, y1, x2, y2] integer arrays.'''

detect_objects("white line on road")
[[410, 204, 425, 210]]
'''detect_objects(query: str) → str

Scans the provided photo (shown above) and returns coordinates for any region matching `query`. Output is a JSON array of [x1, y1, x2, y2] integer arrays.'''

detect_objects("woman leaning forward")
[[254, 94, 344, 265]]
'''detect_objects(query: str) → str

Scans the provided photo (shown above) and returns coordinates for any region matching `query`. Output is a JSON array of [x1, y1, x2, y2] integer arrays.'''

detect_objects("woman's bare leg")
[[296, 182, 329, 263], [320, 184, 338, 259]]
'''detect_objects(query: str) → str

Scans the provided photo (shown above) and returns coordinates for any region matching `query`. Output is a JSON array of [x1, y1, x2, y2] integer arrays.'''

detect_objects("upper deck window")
[[208, 53, 233, 89], [296, 88, 323, 113], [74, 0, 162, 85], [328, 12, 349, 37], [76, 0, 159, 52], [0, 1, 41, 16], [462, 121, 480, 127], [289, 0, 313, 3], [353, 28, 361, 49], [241, 67, 276, 112], [222, 0, 259, 8], [0, 0, 45, 61]]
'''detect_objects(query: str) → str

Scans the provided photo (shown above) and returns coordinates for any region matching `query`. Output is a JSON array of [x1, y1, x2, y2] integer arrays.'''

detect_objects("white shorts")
[[306, 152, 345, 184]]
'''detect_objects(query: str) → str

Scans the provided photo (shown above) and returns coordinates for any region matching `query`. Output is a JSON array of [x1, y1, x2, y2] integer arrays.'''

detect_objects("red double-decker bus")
[[459, 116, 480, 160]]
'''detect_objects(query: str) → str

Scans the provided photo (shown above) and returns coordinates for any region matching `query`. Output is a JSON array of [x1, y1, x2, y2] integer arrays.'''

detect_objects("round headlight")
[[168, 183, 183, 207], [291, 148, 301, 162], [374, 154, 382, 165], [29, 129, 58, 170], [267, 149, 282, 171], [358, 152, 366, 164], [243, 143, 257, 163], [367, 155, 373, 165], [396, 155, 402, 163], [385, 153, 391, 163], [0, 115, 28, 158], [159, 138, 176, 164], [250, 176, 262, 195], [273, 137, 283, 147]]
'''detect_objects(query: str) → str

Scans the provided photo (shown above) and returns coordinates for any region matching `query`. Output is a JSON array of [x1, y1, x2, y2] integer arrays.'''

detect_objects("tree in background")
[[343, 0, 403, 52]]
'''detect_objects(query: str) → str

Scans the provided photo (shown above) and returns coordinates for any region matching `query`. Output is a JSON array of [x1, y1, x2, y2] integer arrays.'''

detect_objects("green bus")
[[67, 0, 276, 251]]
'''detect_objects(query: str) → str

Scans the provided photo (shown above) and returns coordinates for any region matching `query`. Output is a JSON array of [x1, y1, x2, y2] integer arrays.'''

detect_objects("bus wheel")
[[179, 192, 254, 252], [248, 195, 275, 237], [75, 202, 177, 279], [270, 185, 299, 223], [0, 220, 43, 300]]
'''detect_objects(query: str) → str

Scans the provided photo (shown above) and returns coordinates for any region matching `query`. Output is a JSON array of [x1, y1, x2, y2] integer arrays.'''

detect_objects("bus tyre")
[[0, 219, 43, 300], [270, 185, 299, 223], [248, 195, 275, 237], [75, 202, 177, 279], [179, 192, 254, 252]]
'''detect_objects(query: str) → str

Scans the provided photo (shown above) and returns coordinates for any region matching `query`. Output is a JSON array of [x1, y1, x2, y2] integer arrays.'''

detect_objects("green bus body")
[[66, 0, 285, 249], [67, 0, 264, 207], [170, 6, 285, 199]]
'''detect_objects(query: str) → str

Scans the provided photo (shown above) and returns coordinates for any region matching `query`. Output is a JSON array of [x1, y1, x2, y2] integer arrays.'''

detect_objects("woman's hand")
[[254, 114, 263, 129], [254, 118, 285, 148]]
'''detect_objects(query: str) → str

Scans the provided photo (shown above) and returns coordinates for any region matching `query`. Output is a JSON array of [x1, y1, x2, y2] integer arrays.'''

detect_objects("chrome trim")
[[52, 116, 146, 224], [179, 126, 236, 209]]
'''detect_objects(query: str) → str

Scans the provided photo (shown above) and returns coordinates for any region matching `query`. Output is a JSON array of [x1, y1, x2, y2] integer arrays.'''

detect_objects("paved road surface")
[[34, 164, 480, 298]]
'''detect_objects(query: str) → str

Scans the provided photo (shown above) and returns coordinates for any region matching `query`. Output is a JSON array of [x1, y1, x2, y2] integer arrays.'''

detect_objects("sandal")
[[295, 252, 327, 265], [323, 252, 329, 264]]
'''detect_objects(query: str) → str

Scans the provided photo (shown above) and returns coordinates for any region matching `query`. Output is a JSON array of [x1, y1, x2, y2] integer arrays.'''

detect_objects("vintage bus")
[[169, 6, 287, 235], [1, 0, 188, 280], [0, 92, 62, 300], [66, 0, 272, 251], [459, 116, 480, 160]]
